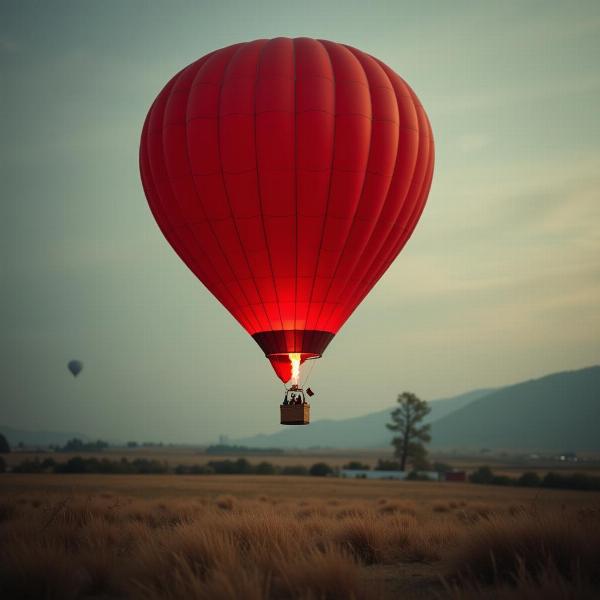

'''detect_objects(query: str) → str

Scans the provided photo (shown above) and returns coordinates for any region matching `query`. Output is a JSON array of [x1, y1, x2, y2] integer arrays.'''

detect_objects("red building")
[[445, 471, 467, 482]]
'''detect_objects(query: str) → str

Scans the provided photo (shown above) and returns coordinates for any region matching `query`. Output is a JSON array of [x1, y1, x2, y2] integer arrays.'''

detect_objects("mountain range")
[[0, 425, 89, 447]]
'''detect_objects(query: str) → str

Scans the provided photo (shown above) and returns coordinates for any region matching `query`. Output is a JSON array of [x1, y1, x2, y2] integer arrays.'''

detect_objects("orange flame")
[[290, 353, 301, 385]]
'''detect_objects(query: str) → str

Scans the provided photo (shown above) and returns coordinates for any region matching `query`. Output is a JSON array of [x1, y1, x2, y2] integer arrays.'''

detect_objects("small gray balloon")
[[68, 360, 83, 377]]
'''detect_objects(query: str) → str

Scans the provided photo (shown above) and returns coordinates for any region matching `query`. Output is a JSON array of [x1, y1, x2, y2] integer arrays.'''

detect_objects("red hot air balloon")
[[140, 38, 434, 419]]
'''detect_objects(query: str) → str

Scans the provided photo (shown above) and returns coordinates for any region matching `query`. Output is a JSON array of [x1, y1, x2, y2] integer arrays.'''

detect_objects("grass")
[[0, 474, 599, 599]]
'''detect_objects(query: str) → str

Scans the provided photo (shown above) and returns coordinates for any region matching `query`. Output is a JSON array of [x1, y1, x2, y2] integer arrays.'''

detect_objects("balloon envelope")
[[140, 38, 434, 382], [68, 360, 83, 377]]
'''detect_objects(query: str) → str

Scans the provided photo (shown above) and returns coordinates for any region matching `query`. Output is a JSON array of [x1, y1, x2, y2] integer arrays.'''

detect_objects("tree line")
[[469, 465, 600, 491], [6, 457, 599, 490], [6, 456, 337, 477]]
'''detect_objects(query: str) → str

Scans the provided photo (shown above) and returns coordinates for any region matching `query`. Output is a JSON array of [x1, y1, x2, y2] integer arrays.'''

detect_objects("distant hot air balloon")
[[140, 38, 434, 424], [68, 360, 83, 377]]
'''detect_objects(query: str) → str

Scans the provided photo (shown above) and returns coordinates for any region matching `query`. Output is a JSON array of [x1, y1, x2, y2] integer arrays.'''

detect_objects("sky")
[[1, 1, 599, 443]]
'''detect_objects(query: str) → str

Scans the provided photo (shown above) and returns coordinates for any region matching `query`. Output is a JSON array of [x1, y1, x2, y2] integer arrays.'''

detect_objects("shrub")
[[309, 462, 333, 477], [280, 465, 308, 476], [174, 464, 214, 475], [542, 472, 600, 491], [50, 456, 168, 475], [374, 459, 402, 471], [517, 471, 541, 487], [343, 461, 370, 470], [12, 458, 46, 473], [131, 459, 169, 474], [490, 475, 514, 486], [469, 466, 494, 484], [255, 461, 276, 475], [206, 458, 253, 474], [234, 458, 253, 474]]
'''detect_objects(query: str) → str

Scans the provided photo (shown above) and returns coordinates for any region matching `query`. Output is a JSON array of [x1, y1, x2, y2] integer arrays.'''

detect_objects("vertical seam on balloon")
[[321, 49, 409, 328], [143, 90, 199, 273], [176, 52, 261, 331], [302, 39, 337, 335], [141, 142, 199, 277], [253, 39, 286, 333], [328, 46, 404, 323], [292, 38, 299, 348], [377, 133, 433, 278], [331, 58, 423, 325], [309, 45, 374, 332], [143, 78, 240, 319], [400, 155, 433, 248], [183, 47, 262, 331], [176, 59, 255, 327], [350, 147, 432, 315], [344, 82, 432, 319], [396, 107, 434, 247], [366, 89, 432, 281], [346, 85, 424, 313], [144, 69, 206, 280], [142, 62, 234, 294], [211, 42, 276, 332]]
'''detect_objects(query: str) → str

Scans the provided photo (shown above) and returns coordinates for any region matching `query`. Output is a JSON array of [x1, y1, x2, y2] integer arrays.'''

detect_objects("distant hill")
[[430, 366, 600, 451], [236, 366, 600, 451], [236, 388, 493, 449], [0, 425, 89, 447]]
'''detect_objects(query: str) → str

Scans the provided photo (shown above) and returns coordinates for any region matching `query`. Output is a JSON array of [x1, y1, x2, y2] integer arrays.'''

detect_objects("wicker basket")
[[280, 404, 310, 425]]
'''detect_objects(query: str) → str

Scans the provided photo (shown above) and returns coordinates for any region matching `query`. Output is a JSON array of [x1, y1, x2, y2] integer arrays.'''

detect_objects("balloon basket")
[[280, 404, 310, 425]]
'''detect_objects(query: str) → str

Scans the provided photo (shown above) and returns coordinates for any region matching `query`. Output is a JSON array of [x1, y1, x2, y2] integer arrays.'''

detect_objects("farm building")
[[444, 471, 467, 482]]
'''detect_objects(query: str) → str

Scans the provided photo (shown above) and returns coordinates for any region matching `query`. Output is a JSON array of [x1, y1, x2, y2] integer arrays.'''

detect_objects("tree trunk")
[[400, 415, 410, 471]]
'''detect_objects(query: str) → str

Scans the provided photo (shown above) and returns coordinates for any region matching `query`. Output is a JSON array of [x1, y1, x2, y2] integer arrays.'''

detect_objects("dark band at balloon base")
[[252, 330, 335, 357]]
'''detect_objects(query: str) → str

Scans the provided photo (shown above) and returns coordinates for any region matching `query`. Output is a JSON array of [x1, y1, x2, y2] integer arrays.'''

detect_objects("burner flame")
[[290, 353, 301, 386]]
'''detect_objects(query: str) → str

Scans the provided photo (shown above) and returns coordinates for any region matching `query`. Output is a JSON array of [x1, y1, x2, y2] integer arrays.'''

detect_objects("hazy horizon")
[[1, 1, 599, 443]]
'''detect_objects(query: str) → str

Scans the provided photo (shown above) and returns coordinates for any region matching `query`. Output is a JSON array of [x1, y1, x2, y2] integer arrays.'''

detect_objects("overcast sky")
[[1, 1, 599, 443]]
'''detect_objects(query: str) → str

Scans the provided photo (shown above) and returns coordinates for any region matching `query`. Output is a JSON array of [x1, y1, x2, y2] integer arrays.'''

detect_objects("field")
[[1, 474, 600, 599]]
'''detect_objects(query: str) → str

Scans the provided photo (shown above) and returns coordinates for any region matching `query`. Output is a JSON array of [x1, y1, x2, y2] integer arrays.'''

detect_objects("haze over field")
[[1, 1, 599, 442]]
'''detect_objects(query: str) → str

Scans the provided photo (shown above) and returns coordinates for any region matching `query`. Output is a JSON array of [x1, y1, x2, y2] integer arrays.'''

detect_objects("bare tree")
[[386, 392, 431, 471]]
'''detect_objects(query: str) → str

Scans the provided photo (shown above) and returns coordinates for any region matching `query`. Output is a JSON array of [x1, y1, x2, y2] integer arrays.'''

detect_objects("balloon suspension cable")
[[282, 354, 317, 391], [302, 357, 316, 388]]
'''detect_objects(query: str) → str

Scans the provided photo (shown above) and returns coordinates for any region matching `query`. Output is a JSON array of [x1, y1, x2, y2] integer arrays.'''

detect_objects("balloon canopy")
[[68, 360, 83, 377], [140, 38, 434, 383]]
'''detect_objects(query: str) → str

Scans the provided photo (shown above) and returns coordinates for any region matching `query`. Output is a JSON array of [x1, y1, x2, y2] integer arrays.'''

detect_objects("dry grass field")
[[1, 474, 600, 599]]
